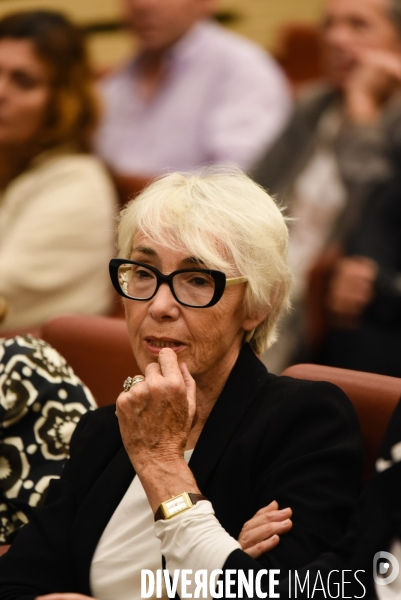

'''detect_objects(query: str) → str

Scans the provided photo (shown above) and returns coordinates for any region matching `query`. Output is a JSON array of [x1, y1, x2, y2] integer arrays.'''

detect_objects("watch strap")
[[154, 492, 208, 521]]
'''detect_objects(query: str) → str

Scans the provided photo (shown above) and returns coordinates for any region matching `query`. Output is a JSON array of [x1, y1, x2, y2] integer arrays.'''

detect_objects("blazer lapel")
[[72, 445, 135, 594], [189, 343, 270, 490]]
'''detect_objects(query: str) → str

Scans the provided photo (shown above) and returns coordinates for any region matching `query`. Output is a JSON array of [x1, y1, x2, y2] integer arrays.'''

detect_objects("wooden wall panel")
[[220, 0, 323, 48], [0, 0, 324, 68], [0, 0, 120, 22]]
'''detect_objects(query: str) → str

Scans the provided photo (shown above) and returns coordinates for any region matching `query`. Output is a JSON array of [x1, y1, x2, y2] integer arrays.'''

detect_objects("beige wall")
[[220, 0, 323, 48], [0, 0, 324, 69]]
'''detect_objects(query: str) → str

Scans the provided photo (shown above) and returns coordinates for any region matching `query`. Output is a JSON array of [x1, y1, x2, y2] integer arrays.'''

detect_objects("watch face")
[[163, 492, 192, 518]]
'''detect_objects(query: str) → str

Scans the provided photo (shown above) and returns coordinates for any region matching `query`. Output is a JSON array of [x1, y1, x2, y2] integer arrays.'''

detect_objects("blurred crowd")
[[0, 0, 400, 380], [1, 3, 401, 596]]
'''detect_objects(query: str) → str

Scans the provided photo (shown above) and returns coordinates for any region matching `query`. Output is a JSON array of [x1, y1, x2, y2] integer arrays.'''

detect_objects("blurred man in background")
[[255, 0, 401, 373], [318, 167, 401, 376], [95, 0, 291, 192]]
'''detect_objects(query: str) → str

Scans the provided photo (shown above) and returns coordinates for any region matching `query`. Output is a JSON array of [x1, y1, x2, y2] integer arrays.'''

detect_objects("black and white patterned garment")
[[0, 335, 96, 544]]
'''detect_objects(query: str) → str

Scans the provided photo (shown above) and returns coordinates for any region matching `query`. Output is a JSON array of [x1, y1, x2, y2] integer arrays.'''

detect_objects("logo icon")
[[373, 551, 399, 586]]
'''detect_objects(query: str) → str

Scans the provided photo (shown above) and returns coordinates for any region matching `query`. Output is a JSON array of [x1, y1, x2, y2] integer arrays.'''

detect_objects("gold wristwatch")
[[154, 492, 207, 521]]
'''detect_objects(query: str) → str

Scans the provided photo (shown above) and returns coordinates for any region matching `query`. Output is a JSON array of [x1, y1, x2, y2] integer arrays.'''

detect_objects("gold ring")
[[123, 375, 145, 392]]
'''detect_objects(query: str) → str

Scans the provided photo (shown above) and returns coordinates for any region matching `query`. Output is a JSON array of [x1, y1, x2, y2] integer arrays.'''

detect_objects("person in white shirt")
[[94, 0, 292, 190]]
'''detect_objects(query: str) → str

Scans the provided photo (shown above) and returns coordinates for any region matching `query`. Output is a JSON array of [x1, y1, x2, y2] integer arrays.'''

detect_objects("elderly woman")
[[0, 11, 116, 331], [0, 170, 361, 599]]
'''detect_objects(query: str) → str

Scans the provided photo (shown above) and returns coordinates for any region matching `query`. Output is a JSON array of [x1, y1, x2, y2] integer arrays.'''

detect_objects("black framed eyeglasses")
[[109, 259, 248, 308]]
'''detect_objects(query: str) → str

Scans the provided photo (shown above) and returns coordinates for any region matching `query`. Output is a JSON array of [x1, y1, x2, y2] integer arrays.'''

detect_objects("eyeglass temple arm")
[[225, 276, 248, 287]]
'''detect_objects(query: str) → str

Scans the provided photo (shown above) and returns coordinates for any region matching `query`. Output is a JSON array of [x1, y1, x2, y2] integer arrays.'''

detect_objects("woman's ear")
[[242, 307, 270, 333], [242, 284, 282, 333]]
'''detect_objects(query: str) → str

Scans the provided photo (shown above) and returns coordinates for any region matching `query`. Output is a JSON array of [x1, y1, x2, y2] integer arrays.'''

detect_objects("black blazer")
[[0, 344, 362, 599]]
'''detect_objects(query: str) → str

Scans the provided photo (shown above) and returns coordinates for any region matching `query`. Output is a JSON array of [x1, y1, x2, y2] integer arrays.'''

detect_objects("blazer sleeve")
[[222, 380, 362, 596], [257, 382, 360, 555], [252, 86, 335, 199]]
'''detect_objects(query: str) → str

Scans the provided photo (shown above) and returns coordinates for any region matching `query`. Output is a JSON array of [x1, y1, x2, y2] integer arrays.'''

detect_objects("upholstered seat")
[[282, 363, 401, 482]]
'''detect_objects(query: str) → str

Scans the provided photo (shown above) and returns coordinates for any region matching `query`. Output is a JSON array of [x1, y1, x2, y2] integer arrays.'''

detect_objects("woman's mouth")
[[144, 338, 185, 354]]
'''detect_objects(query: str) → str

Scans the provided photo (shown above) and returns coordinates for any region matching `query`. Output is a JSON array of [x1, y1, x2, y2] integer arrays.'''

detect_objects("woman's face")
[[124, 233, 261, 389], [0, 38, 51, 148]]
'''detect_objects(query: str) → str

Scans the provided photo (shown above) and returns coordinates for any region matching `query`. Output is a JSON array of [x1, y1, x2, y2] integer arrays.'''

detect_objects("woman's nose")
[[148, 282, 181, 320]]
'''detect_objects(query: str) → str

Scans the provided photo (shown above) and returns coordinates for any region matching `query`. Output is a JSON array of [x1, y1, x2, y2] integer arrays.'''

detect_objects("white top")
[[90, 449, 240, 600], [95, 20, 292, 174], [0, 148, 117, 330]]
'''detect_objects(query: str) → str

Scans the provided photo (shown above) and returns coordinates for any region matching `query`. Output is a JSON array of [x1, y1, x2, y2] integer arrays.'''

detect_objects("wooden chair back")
[[41, 314, 138, 407], [281, 363, 401, 482], [274, 22, 324, 93]]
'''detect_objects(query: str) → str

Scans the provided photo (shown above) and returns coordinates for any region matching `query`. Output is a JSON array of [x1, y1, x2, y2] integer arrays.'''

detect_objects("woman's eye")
[[189, 276, 211, 287], [135, 269, 153, 279]]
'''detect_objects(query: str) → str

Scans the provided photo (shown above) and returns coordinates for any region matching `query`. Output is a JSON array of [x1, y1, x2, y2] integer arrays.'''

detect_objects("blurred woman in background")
[[0, 11, 116, 332]]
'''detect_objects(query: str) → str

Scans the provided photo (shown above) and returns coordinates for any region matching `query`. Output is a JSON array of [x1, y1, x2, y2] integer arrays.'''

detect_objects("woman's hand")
[[36, 595, 97, 600], [238, 501, 292, 558], [116, 348, 196, 470], [116, 348, 199, 511]]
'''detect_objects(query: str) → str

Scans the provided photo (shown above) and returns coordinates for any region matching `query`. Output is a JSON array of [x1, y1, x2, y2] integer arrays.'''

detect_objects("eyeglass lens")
[[118, 263, 216, 307]]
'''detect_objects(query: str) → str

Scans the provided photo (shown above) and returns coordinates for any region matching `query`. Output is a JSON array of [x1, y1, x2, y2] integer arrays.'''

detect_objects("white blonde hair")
[[117, 168, 292, 354]]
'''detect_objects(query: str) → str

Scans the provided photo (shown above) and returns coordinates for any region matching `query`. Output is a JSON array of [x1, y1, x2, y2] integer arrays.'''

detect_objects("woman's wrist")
[[135, 457, 200, 513]]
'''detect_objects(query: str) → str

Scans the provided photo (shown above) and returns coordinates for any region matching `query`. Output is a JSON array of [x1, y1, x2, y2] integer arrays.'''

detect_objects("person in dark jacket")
[[318, 171, 401, 376], [254, 0, 401, 373], [0, 169, 362, 599]]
